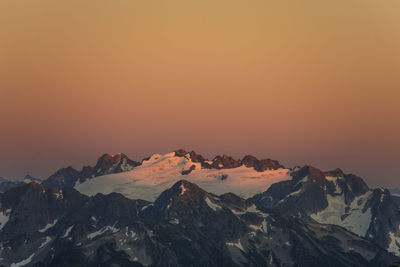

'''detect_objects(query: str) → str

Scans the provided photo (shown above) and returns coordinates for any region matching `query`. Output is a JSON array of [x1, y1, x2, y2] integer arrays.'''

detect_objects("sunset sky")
[[1, 0, 399, 186]]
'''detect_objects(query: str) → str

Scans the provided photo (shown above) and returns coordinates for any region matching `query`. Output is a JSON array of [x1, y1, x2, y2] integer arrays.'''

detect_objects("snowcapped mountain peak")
[[73, 151, 290, 201]]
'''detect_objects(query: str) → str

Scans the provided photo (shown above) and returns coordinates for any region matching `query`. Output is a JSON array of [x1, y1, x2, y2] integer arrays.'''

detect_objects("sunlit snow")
[[62, 225, 74, 238], [75, 152, 290, 201], [179, 183, 186, 196]]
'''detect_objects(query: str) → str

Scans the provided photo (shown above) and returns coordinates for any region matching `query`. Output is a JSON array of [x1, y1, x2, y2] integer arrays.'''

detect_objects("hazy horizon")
[[1, 0, 399, 187]]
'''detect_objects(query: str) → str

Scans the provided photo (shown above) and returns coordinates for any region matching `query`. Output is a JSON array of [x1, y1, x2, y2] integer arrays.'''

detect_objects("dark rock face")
[[42, 153, 141, 189], [0, 182, 149, 267], [324, 168, 344, 177], [366, 188, 400, 250], [210, 155, 242, 169], [0, 183, 87, 241], [0, 181, 397, 267], [181, 164, 196, 175], [253, 166, 400, 255], [174, 148, 188, 157], [41, 166, 80, 189], [292, 165, 328, 186], [92, 153, 141, 176], [241, 155, 284, 171], [392, 196, 400, 208]]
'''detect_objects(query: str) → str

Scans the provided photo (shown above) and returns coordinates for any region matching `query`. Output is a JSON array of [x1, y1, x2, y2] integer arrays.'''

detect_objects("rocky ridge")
[[0, 181, 397, 267]]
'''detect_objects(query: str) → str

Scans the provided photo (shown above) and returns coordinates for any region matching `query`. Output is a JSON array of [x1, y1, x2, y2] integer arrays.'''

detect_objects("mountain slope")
[[0, 181, 397, 267], [253, 165, 400, 256]]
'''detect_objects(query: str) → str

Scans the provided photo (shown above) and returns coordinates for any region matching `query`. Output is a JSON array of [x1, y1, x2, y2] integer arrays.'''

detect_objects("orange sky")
[[1, 0, 399, 186]]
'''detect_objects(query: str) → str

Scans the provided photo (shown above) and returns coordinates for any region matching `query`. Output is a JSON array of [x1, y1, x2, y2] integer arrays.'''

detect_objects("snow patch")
[[88, 224, 119, 240], [54, 191, 63, 200], [62, 225, 74, 238], [388, 232, 400, 255], [232, 205, 267, 218], [245, 205, 258, 213], [179, 183, 186, 196], [226, 239, 244, 250], [39, 219, 58, 233], [0, 211, 10, 230], [249, 219, 268, 233], [325, 176, 337, 182], [141, 204, 153, 211], [39, 237, 51, 249], [205, 198, 222, 211], [169, 218, 180, 225], [10, 253, 34, 267]]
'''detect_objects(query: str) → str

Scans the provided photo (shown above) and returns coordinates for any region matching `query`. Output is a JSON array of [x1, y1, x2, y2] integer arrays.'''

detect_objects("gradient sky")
[[1, 0, 399, 187]]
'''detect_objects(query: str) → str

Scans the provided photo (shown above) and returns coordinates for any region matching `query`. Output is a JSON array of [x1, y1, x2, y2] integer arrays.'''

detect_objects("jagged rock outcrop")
[[174, 149, 284, 171], [241, 155, 284, 171], [42, 153, 141, 189]]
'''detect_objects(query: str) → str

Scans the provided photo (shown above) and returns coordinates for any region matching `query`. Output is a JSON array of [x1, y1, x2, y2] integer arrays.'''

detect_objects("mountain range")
[[0, 175, 42, 193], [0, 149, 399, 266]]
